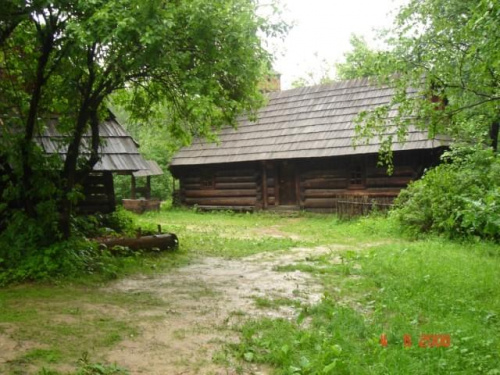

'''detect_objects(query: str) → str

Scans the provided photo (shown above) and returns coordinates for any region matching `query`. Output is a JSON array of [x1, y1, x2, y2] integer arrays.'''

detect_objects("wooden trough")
[[123, 160, 164, 214], [99, 225, 178, 252], [100, 233, 178, 252], [122, 198, 161, 214]]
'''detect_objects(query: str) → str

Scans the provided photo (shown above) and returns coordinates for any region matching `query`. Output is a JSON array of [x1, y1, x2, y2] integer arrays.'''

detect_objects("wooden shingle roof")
[[132, 160, 163, 177], [170, 77, 450, 166], [37, 116, 151, 172]]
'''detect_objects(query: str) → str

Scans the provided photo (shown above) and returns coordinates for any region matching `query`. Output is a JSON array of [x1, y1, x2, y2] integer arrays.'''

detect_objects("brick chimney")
[[259, 71, 281, 93]]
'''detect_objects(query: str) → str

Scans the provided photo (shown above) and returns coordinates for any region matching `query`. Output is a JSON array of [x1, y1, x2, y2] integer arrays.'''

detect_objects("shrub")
[[0, 208, 140, 285], [100, 207, 137, 235], [393, 146, 500, 240]]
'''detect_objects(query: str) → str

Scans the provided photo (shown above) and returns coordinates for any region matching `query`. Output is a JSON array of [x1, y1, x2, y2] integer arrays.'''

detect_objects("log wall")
[[173, 149, 443, 215], [78, 172, 116, 214], [178, 163, 260, 210], [298, 151, 435, 215]]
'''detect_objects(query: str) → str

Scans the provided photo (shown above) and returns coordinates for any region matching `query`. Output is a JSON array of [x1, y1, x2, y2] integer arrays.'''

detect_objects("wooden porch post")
[[262, 161, 268, 209], [131, 175, 136, 199], [295, 165, 301, 208], [275, 163, 280, 206], [146, 176, 151, 199]]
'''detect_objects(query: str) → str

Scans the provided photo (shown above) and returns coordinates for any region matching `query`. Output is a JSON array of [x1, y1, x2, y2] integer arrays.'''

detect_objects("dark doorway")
[[277, 162, 297, 206]]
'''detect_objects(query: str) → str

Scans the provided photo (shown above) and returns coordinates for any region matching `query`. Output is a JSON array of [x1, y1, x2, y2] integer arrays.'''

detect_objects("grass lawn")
[[0, 208, 499, 374]]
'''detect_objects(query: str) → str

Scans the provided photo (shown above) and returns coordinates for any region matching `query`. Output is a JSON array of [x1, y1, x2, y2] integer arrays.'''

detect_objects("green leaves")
[[394, 145, 500, 240], [1, 0, 285, 239]]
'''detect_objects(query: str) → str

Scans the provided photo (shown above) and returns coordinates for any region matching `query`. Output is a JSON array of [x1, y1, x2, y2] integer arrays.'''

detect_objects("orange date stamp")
[[380, 333, 450, 348]]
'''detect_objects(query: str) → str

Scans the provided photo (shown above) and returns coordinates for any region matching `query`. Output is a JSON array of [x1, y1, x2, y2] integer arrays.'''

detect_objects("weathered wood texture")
[[174, 150, 442, 215], [178, 163, 259, 208], [122, 198, 161, 214], [100, 233, 178, 251], [170, 78, 450, 167], [78, 172, 115, 214]]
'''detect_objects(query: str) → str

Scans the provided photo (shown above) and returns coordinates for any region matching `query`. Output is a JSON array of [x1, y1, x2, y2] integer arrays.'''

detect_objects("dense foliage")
[[394, 146, 500, 240], [0, 0, 283, 240], [0, 207, 139, 285], [0, 0, 285, 279], [335, 35, 395, 81], [333, 0, 500, 239], [337, 0, 500, 153]]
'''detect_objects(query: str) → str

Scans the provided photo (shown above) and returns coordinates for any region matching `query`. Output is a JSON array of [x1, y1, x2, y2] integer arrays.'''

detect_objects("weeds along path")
[[105, 245, 343, 375]]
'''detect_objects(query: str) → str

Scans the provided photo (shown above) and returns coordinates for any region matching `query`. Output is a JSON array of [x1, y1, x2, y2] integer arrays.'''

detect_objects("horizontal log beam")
[[301, 179, 348, 189], [366, 176, 413, 187], [214, 182, 257, 190], [185, 189, 257, 198], [100, 233, 178, 251], [366, 165, 416, 177], [185, 197, 256, 206], [214, 169, 256, 177], [215, 175, 256, 183], [303, 189, 349, 198]]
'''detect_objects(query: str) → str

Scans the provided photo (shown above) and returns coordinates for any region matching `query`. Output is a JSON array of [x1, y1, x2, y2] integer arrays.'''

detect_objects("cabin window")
[[200, 173, 214, 189], [349, 165, 365, 188]]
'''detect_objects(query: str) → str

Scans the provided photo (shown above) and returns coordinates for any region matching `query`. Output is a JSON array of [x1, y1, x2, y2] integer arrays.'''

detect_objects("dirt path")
[[105, 245, 345, 374]]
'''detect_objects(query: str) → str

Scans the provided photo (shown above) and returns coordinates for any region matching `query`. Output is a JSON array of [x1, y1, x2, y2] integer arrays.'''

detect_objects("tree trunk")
[[59, 108, 91, 238], [490, 122, 499, 153], [21, 28, 54, 217]]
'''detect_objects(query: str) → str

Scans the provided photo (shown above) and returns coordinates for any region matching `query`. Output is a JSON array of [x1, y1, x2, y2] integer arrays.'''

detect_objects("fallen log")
[[100, 233, 179, 252]]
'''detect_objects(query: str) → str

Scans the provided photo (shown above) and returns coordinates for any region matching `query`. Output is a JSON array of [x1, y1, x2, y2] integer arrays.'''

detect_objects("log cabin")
[[169, 77, 450, 214], [36, 114, 151, 214]]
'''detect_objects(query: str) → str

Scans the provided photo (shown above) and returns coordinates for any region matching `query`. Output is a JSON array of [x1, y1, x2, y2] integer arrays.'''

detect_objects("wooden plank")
[[295, 171, 302, 207], [131, 175, 136, 199], [274, 165, 280, 206], [347, 189, 400, 197], [183, 183, 203, 190], [300, 170, 345, 179], [302, 178, 348, 189], [215, 175, 256, 183], [262, 162, 268, 209], [366, 165, 416, 178], [214, 182, 257, 189], [214, 169, 256, 177], [146, 176, 151, 199], [100, 234, 178, 251], [366, 176, 413, 188], [304, 189, 349, 198], [304, 198, 336, 209], [185, 197, 256, 206], [184, 177, 201, 183], [185, 189, 257, 198]]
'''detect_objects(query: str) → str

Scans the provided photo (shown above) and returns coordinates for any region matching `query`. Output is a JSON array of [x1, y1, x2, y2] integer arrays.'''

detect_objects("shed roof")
[[36, 116, 151, 172], [170, 77, 450, 167], [132, 160, 163, 177]]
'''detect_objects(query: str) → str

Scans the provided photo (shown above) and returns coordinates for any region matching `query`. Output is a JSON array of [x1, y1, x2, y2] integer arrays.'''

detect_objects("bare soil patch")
[[105, 245, 338, 374]]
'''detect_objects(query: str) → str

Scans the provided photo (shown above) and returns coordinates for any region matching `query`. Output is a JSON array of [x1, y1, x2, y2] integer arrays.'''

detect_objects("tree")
[[0, 0, 285, 238], [290, 53, 334, 88], [343, 0, 500, 153], [335, 35, 396, 81]]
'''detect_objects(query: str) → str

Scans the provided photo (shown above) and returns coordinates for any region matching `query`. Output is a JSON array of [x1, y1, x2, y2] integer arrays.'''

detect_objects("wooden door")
[[278, 162, 297, 205]]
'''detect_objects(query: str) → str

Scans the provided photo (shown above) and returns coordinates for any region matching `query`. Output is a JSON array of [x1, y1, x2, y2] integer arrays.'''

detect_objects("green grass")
[[232, 238, 500, 374], [1, 207, 499, 374]]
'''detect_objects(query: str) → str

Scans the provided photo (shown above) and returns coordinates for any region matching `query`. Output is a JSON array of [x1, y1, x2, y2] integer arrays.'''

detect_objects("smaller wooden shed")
[[37, 114, 151, 213]]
